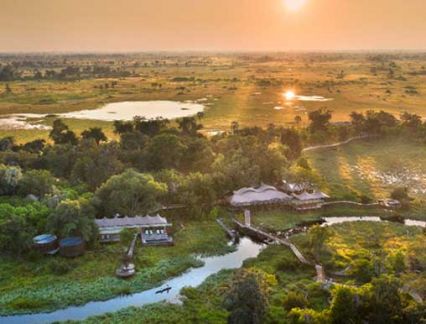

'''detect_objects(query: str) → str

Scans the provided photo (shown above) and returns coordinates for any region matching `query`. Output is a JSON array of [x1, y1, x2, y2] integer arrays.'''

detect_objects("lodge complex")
[[229, 182, 330, 211]]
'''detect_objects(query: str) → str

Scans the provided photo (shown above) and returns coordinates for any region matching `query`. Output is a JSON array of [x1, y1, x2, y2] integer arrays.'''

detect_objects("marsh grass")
[[0, 221, 231, 315]]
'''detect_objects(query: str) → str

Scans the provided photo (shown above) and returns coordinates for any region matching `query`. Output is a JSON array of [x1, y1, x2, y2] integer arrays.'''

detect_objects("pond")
[[0, 101, 205, 130], [58, 101, 204, 121], [0, 238, 264, 324]]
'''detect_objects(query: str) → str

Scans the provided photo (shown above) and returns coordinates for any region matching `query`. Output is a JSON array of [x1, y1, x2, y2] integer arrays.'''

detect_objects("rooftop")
[[230, 184, 292, 206], [95, 214, 171, 229]]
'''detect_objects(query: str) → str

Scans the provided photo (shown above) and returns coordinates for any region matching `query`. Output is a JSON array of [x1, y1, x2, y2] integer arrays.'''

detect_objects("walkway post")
[[244, 209, 251, 227]]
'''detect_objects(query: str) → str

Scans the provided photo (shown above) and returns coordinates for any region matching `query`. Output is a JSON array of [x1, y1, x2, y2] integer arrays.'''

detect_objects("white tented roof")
[[230, 184, 292, 206], [293, 191, 329, 201], [95, 214, 170, 229], [282, 180, 309, 193]]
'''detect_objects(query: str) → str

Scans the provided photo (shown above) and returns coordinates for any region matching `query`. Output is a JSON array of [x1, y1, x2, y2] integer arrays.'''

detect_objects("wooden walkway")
[[233, 219, 327, 282], [127, 233, 139, 258], [216, 218, 238, 240]]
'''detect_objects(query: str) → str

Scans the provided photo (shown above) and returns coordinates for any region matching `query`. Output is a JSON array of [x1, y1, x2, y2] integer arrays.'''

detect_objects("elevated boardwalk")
[[233, 219, 328, 282], [216, 218, 238, 241], [233, 219, 311, 266]]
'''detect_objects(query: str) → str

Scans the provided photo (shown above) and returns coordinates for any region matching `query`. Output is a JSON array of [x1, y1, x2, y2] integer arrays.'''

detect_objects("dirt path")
[[302, 135, 369, 153]]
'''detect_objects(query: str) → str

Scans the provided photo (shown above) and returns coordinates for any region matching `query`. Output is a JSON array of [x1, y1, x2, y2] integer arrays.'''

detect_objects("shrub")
[[283, 291, 308, 311]]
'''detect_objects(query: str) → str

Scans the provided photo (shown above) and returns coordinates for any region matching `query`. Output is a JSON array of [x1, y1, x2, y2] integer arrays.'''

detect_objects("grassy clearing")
[[0, 220, 233, 315]]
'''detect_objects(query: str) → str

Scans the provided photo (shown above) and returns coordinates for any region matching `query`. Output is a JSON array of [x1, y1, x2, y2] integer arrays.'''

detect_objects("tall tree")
[[49, 119, 78, 145], [94, 169, 167, 216], [47, 197, 97, 241], [81, 127, 107, 144]]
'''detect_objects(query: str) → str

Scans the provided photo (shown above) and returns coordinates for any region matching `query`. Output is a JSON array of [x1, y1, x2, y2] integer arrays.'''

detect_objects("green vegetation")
[[0, 53, 425, 322], [306, 137, 426, 215], [0, 221, 232, 314]]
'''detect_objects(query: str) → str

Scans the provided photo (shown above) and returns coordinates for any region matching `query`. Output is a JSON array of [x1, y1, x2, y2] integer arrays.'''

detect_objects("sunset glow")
[[284, 90, 296, 101], [283, 0, 306, 12]]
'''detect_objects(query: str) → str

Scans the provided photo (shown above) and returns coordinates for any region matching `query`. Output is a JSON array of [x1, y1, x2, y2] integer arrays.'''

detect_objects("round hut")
[[33, 234, 59, 254], [59, 237, 85, 257]]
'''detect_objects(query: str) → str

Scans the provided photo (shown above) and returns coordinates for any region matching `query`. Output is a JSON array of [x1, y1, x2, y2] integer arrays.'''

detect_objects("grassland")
[[305, 137, 426, 207], [0, 220, 233, 314], [1, 53, 426, 142], [291, 222, 425, 293]]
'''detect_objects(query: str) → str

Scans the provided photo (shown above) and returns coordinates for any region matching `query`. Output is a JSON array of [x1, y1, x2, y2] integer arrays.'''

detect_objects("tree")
[[94, 169, 167, 216], [0, 164, 22, 195], [47, 197, 97, 241], [280, 128, 303, 160], [400, 112, 422, 133], [18, 169, 56, 198], [0, 136, 15, 151], [49, 119, 78, 145], [350, 111, 366, 134], [177, 117, 202, 136], [81, 127, 107, 144], [329, 285, 366, 324], [177, 172, 216, 217], [70, 141, 124, 190], [22, 139, 46, 153], [225, 275, 267, 324], [308, 108, 332, 133], [144, 134, 187, 171], [0, 203, 50, 255], [113, 120, 134, 134]]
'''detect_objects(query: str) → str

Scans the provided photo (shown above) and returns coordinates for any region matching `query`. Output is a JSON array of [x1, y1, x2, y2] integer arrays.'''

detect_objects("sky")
[[1, 0, 426, 52]]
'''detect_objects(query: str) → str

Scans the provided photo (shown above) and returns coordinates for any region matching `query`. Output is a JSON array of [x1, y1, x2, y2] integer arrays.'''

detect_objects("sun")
[[284, 90, 296, 101], [283, 0, 306, 12]]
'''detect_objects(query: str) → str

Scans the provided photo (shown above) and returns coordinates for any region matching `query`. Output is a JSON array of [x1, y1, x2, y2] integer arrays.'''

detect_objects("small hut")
[[33, 234, 59, 255], [59, 237, 85, 257], [291, 191, 329, 211]]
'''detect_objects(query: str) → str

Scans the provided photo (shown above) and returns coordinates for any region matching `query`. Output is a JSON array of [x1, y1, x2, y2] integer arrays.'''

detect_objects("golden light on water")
[[283, 0, 307, 12], [284, 90, 296, 101]]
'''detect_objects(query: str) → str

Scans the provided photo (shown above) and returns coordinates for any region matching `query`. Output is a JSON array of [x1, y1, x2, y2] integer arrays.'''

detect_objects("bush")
[[283, 291, 308, 311]]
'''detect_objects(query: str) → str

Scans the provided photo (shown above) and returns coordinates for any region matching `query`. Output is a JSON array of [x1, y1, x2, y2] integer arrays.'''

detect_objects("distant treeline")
[[0, 63, 133, 81]]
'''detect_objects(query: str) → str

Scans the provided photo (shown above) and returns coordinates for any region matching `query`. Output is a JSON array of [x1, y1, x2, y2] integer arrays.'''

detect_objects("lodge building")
[[95, 214, 173, 245]]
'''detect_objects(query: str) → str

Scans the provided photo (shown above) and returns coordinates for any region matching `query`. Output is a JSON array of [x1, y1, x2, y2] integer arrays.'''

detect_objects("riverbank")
[[0, 221, 233, 315]]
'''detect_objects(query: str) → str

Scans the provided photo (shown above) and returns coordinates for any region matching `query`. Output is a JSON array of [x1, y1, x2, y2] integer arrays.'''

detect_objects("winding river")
[[1, 238, 264, 324], [1, 217, 424, 324]]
